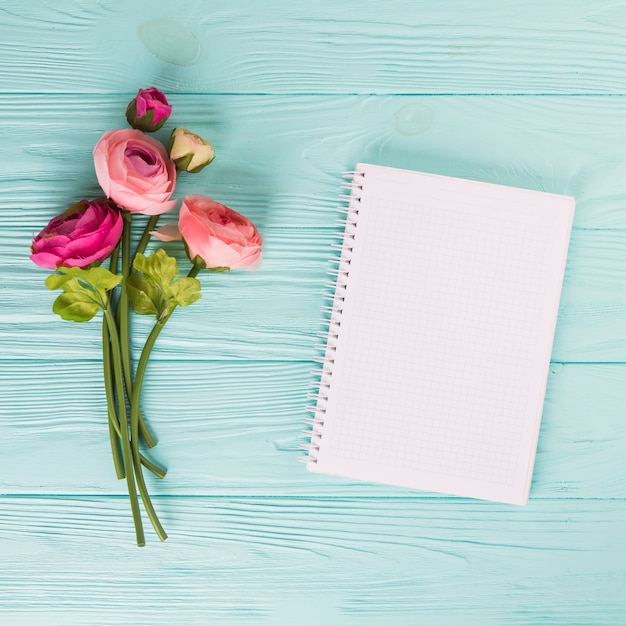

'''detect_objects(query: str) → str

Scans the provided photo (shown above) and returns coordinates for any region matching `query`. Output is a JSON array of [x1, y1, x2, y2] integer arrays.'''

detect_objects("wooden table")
[[1, 1, 625, 623]]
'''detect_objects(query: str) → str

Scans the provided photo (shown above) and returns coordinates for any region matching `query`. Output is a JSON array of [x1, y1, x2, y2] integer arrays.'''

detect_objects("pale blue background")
[[1, 1, 625, 624]]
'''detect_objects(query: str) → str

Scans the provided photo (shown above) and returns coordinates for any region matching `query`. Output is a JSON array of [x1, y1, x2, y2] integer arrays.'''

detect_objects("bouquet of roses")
[[30, 88, 262, 546]]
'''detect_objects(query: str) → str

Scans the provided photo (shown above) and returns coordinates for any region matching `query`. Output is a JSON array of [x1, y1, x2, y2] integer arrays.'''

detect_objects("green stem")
[[104, 242, 124, 479], [187, 262, 202, 280], [102, 320, 125, 480], [104, 365, 167, 481], [118, 213, 157, 448], [125, 259, 204, 540], [130, 320, 168, 542], [109, 242, 120, 274], [104, 307, 145, 547], [139, 454, 167, 480], [136, 248, 161, 447], [104, 321, 167, 479], [134, 215, 160, 261], [122, 259, 204, 541]]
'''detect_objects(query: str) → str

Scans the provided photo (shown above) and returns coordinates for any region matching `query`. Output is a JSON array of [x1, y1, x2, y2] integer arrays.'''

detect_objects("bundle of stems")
[[102, 213, 199, 546]]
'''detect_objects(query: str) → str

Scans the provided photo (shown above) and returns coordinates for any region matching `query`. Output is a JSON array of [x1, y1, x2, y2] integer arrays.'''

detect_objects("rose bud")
[[125, 87, 172, 133], [152, 195, 262, 270], [167, 127, 215, 173], [94, 128, 177, 215], [30, 198, 123, 269]]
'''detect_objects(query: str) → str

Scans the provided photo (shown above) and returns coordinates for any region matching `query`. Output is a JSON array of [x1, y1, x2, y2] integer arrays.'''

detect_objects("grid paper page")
[[309, 164, 575, 505]]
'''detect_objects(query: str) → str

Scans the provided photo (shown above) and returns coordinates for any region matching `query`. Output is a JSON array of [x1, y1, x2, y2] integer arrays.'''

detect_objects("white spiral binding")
[[301, 168, 364, 464]]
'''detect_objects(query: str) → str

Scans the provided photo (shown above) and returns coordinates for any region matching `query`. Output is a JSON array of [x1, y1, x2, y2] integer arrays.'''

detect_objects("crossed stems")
[[102, 213, 203, 545], [103, 213, 167, 545]]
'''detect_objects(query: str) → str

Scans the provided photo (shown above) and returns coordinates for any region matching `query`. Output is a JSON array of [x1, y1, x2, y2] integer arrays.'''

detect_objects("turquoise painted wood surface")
[[1, 1, 625, 624]]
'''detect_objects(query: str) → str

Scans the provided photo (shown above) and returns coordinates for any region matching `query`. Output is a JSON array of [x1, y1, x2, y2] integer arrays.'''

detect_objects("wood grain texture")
[[0, 497, 624, 625], [6, 228, 626, 362], [3, 94, 626, 229], [1, 1, 625, 624], [1, 0, 626, 95], [4, 95, 626, 362], [1, 362, 625, 498]]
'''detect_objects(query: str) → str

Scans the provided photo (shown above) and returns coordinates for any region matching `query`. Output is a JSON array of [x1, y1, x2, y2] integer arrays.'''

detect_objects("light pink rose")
[[93, 129, 177, 215], [153, 195, 262, 270], [30, 198, 123, 269]]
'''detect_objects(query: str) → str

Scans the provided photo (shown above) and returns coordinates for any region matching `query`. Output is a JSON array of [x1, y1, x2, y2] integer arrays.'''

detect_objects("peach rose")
[[153, 195, 262, 270], [93, 129, 177, 215]]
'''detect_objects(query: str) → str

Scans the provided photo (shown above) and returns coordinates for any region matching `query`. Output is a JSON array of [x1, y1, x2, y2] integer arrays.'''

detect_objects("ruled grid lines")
[[321, 184, 561, 491]]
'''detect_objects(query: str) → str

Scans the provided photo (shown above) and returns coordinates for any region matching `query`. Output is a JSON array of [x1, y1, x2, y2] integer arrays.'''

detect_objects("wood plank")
[[0, 496, 624, 624], [1, 362, 624, 498], [4, 226, 626, 362], [2, 3, 623, 624], [3, 94, 626, 229], [1, 1, 625, 95], [5, 95, 626, 360], [2, 227, 329, 360]]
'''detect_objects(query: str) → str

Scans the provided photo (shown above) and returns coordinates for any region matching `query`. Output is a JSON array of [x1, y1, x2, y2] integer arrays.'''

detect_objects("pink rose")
[[30, 198, 123, 269], [126, 87, 172, 133], [153, 195, 262, 270], [93, 129, 177, 215]]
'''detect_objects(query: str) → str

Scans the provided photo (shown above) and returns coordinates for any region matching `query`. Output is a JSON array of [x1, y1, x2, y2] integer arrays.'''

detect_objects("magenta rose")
[[126, 87, 172, 133], [93, 129, 177, 215], [30, 198, 123, 269], [153, 195, 262, 270]]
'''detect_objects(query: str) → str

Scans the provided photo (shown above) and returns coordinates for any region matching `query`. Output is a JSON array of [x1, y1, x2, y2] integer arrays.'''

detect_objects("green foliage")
[[45, 266, 122, 322], [52, 293, 100, 322], [127, 273, 163, 317], [128, 249, 202, 321]]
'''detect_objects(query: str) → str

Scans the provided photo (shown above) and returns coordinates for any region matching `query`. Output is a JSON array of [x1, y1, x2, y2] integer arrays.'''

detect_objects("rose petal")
[[151, 224, 182, 242], [139, 199, 179, 216], [30, 251, 64, 269]]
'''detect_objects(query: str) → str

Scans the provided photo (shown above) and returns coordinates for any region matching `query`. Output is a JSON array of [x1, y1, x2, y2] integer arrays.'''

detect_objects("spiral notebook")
[[304, 163, 574, 505]]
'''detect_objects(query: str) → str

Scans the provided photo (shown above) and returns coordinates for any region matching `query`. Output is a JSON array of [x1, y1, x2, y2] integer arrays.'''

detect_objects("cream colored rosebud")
[[167, 127, 215, 173]]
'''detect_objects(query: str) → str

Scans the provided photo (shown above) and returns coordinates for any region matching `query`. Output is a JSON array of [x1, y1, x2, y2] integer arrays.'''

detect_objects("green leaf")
[[45, 273, 74, 291], [132, 252, 151, 275], [134, 249, 179, 286], [130, 249, 202, 320], [127, 273, 164, 317], [86, 267, 123, 292], [170, 277, 202, 308], [52, 292, 100, 322], [45, 267, 120, 321], [59, 266, 121, 293]]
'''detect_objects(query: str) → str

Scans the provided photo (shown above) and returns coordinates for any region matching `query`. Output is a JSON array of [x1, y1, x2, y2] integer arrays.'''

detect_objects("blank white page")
[[307, 163, 575, 505]]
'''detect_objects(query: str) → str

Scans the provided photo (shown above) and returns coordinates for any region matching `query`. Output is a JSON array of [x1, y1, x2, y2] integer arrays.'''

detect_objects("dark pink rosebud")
[[30, 198, 123, 269], [125, 87, 172, 133]]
